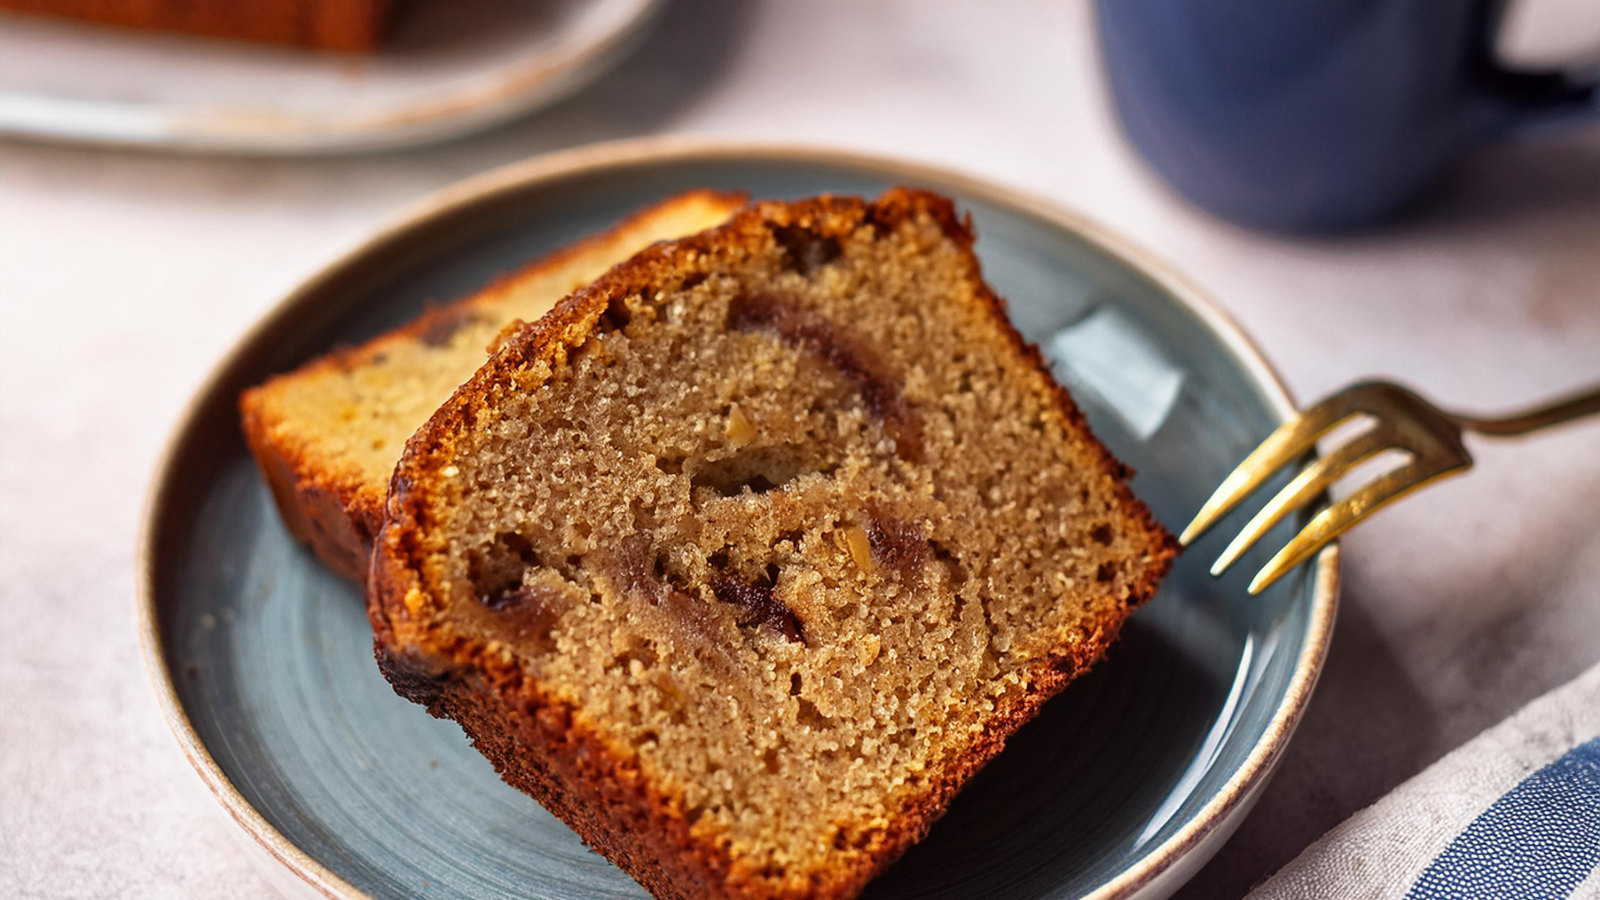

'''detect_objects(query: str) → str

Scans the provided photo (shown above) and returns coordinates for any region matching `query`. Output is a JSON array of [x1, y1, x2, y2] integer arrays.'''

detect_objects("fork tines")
[[1180, 382, 1473, 594]]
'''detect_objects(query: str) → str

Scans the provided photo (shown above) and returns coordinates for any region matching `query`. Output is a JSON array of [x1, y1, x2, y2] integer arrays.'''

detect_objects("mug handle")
[[1474, 0, 1600, 132]]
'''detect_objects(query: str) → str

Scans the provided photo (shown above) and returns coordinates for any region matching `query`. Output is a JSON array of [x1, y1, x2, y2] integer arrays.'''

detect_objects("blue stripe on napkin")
[[1406, 736, 1600, 900]]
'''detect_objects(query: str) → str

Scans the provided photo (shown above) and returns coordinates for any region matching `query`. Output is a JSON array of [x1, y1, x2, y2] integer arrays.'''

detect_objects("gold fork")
[[1180, 380, 1600, 595]]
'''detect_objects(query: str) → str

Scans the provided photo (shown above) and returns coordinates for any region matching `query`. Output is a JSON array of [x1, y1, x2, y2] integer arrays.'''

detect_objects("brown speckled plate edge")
[[136, 136, 1339, 900]]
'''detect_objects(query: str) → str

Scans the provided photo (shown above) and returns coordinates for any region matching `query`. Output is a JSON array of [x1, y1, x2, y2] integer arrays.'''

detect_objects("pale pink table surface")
[[2, 2, 1597, 898]]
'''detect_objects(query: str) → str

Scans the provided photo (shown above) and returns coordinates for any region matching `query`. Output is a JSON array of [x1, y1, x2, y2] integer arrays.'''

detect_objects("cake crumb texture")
[[371, 188, 1178, 900]]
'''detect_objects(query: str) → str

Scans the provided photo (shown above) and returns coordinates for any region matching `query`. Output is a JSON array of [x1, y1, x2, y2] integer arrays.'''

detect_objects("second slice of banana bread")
[[240, 191, 745, 578]]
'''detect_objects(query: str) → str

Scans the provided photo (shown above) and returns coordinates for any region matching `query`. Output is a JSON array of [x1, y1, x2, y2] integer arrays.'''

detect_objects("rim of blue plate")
[[136, 136, 1339, 900]]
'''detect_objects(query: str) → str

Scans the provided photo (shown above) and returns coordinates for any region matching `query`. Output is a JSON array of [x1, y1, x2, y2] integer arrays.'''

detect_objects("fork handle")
[[1449, 383, 1600, 437]]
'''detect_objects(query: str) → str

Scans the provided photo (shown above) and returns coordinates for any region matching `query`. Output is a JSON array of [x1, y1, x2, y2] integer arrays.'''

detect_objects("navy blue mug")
[[1095, 0, 1600, 230]]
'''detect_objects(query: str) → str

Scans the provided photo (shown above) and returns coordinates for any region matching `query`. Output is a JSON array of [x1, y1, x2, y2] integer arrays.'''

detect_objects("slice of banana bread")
[[369, 189, 1178, 900], [240, 190, 745, 579]]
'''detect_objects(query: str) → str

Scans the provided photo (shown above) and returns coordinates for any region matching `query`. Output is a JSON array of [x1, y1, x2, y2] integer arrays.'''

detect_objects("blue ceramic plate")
[[139, 139, 1338, 900]]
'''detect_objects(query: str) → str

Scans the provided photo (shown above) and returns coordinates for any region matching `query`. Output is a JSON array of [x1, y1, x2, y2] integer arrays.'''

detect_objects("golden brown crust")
[[371, 189, 1177, 900], [238, 190, 748, 582], [240, 401, 376, 580]]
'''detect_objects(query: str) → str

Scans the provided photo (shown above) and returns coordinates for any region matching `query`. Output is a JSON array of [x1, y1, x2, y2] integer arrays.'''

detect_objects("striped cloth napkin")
[[1247, 662, 1600, 900]]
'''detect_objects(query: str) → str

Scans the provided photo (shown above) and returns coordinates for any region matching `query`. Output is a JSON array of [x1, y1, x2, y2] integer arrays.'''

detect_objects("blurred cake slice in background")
[[0, 0, 396, 52]]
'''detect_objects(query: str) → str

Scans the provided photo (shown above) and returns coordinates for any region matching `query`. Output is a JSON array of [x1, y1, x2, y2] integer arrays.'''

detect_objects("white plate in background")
[[0, 0, 663, 154]]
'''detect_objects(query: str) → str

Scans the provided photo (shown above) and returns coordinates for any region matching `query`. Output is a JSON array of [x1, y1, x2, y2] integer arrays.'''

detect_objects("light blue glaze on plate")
[[143, 143, 1336, 900]]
